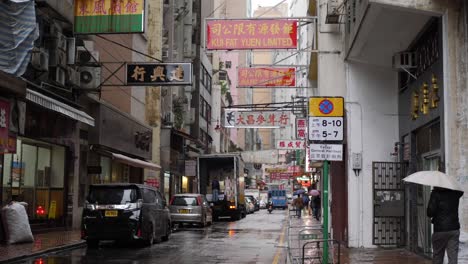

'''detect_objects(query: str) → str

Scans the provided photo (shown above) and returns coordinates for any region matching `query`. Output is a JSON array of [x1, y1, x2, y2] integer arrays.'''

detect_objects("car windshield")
[[171, 196, 199, 206], [87, 186, 139, 205]]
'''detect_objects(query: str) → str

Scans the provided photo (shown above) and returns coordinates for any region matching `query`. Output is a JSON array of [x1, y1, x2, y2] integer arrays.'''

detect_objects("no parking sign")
[[308, 97, 344, 117]]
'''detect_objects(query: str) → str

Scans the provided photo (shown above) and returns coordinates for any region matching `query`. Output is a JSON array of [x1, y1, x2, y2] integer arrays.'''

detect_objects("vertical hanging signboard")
[[206, 19, 298, 50]]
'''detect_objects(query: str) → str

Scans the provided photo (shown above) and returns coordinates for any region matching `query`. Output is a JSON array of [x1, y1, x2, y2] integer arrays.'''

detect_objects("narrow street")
[[14, 210, 288, 264]]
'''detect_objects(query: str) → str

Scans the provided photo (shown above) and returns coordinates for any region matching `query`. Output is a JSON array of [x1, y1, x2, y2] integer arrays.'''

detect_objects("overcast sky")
[[251, 0, 288, 12]]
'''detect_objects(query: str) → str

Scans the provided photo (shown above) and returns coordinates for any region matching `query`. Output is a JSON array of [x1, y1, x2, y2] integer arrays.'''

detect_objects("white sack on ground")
[[1, 202, 33, 244]]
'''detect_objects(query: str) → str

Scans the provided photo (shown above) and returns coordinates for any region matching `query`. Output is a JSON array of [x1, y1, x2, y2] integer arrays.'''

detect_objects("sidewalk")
[[0, 230, 85, 264], [286, 209, 432, 264]]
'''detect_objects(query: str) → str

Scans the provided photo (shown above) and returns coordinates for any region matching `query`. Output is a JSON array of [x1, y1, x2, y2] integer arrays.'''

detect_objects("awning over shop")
[[112, 153, 161, 171], [26, 89, 95, 126]]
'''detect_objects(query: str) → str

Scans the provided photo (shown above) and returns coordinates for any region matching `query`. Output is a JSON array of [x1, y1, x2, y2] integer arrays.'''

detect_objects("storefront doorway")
[[1, 138, 66, 226], [411, 121, 441, 256]]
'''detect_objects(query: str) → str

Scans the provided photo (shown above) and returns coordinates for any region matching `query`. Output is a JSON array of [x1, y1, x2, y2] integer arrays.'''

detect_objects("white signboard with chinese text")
[[276, 140, 306, 150], [308, 117, 343, 141], [224, 111, 290, 128], [309, 144, 343, 161], [296, 118, 307, 139]]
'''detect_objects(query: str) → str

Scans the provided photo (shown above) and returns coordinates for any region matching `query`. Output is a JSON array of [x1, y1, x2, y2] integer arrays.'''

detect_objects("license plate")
[[178, 209, 190, 214], [105, 210, 118, 217]]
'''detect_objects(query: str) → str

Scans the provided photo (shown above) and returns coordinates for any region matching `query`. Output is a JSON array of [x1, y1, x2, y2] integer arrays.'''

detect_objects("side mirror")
[[162, 200, 167, 207]]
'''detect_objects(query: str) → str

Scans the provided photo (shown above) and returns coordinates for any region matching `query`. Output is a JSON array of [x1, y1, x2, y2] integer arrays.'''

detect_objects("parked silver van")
[[169, 193, 212, 227]]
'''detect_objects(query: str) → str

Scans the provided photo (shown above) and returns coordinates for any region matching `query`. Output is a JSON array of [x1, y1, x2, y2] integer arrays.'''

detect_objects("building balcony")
[[343, 0, 444, 67]]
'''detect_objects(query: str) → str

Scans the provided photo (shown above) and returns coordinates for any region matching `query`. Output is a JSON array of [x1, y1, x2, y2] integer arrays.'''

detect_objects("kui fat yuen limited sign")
[[206, 19, 298, 50]]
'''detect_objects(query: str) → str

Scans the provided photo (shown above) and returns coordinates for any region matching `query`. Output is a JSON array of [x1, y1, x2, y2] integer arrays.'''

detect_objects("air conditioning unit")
[[67, 37, 76, 65], [392, 52, 417, 70], [31, 48, 49, 71], [79, 66, 101, 89], [163, 112, 174, 124], [55, 32, 68, 51], [219, 71, 227, 81], [76, 47, 100, 65], [49, 67, 66, 86], [66, 67, 80, 87], [49, 49, 67, 67]]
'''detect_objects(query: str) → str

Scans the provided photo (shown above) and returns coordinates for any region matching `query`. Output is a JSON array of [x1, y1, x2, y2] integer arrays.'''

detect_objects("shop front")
[[1, 87, 95, 229], [87, 102, 160, 189], [398, 19, 444, 256]]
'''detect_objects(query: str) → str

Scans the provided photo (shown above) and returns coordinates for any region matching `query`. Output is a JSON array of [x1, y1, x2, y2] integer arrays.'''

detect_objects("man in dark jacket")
[[427, 187, 464, 264]]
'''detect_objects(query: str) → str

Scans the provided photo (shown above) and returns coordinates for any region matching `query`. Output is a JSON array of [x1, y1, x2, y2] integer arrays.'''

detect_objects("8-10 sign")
[[309, 117, 343, 141]]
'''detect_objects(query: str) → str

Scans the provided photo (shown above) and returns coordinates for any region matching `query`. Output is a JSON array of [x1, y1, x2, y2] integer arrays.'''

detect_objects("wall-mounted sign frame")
[[126, 63, 192, 86]]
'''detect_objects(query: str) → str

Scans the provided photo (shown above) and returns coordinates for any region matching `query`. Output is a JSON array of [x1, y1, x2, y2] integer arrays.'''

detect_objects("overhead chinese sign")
[[270, 173, 292, 181], [265, 165, 302, 173], [126, 63, 192, 86], [74, 0, 145, 34], [238, 67, 296, 87], [276, 139, 306, 150], [224, 111, 290, 128], [206, 19, 298, 50], [296, 118, 307, 139]]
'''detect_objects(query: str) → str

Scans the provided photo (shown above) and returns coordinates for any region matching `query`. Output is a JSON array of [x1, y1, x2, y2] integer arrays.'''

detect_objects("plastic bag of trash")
[[1, 202, 34, 244]]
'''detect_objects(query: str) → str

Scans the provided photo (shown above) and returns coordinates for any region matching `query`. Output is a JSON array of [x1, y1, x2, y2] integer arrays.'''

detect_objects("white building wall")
[[346, 62, 399, 247]]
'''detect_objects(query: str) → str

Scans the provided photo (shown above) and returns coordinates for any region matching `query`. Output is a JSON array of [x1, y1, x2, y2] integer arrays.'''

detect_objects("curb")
[[0, 241, 87, 264]]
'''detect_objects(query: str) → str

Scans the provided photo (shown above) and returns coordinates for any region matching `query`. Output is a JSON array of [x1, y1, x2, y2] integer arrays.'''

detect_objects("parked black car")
[[244, 195, 260, 211], [81, 183, 171, 247]]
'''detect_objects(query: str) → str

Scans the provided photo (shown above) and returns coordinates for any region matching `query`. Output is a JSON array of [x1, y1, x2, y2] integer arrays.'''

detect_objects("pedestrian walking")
[[212, 177, 220, 202], [312, 194, 321, 220], [427, 187, 464, 264], [302, 193, 310, 216], [292, 195, 304, 218]]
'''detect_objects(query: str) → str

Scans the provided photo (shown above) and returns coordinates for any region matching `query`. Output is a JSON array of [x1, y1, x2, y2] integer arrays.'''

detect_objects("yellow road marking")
[[272, 225, 287, 264]]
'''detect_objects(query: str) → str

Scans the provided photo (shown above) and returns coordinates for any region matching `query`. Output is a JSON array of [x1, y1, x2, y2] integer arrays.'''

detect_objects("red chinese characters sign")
[[238, 67, 296, 87], [270, 173, 291, 181], [224, 111, 290, 128], [145, 178, 159, 188], [296, 118, 307, 139], [206, 19, 298, 50], [276, 140, 307, 150]]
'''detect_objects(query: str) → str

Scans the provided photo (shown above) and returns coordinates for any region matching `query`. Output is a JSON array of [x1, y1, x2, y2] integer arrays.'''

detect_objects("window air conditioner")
[[49, 49, 67, 67], [392, 52, 416, 70], [31, 48, 49, 71], [76, 47, 100, 65], [79, 66, 101, 89], [49, 67, 66, 86], [66, 67, 80, 87]]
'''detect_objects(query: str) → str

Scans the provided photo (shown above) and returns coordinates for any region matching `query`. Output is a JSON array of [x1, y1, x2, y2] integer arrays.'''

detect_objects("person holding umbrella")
[[404, 171, 464, 264], [310, 189, 320, 219]]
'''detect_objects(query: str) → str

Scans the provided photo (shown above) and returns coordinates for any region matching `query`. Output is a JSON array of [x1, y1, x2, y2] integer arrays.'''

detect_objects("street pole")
[[322, 160, 329, 264]]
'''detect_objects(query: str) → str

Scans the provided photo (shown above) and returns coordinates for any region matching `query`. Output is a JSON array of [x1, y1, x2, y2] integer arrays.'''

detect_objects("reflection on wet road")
[[16, 209, 287, 264]]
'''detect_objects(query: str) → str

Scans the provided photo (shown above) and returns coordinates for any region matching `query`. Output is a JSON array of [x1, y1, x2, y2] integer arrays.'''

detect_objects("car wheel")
[[86, 239, 99, 248], [162, 222, 171, 241]]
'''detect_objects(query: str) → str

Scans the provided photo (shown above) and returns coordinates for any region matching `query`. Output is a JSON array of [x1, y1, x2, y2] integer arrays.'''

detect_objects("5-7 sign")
[[308, 117, 343, 141]]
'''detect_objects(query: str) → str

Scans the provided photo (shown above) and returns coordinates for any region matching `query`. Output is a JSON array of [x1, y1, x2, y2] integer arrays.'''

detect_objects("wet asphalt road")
[[16, 209, 288, 264]]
